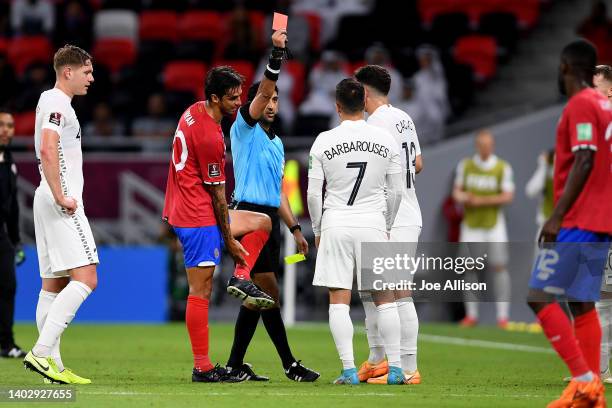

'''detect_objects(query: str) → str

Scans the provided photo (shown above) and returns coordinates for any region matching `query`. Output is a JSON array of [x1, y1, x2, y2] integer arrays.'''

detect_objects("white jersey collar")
[[472, 154, 498, 170]]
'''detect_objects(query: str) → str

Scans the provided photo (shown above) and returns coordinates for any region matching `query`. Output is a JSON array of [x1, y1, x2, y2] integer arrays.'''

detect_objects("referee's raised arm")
[[247, 29, 288, 122]]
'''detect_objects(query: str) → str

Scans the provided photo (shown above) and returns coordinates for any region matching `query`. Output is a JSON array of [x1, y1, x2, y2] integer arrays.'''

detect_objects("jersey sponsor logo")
[[49, 112, 62, 126], [323, 141, 389, 160], [208, 163, 221, 178], [395, 119, 414, 134], [576, 123, 593, 141], [465, 174, 499, 191]]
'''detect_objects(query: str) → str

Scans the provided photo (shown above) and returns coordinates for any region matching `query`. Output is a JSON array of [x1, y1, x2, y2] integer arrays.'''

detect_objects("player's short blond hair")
[[53, 45, 92, 73]]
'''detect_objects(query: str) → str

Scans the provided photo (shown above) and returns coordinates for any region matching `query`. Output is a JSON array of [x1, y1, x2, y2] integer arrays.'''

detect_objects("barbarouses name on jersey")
[[323, 141, 390, 160], [372, 279, 487, 292]]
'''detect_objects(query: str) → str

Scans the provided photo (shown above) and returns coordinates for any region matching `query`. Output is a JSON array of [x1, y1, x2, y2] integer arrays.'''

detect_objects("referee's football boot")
[[285, 360, 320, 382], [192, 364, 245, 383], [227, 276, 275, 308], [23, 351, 69, 384], [227, 363, 270, 382]]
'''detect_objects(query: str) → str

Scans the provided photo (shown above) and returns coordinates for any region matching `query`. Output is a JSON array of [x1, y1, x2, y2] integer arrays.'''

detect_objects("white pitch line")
[[419, 334, 554, 354]]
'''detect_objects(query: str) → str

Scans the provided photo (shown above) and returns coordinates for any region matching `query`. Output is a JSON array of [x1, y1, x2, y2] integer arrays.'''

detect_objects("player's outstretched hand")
[[272, 29, 287, 48], [57, 196, 78, 215], [227, 238, 249, 267], [539, 215, 561, 243]]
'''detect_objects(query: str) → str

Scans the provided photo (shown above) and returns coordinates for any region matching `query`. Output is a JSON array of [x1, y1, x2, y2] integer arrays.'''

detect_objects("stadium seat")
[[94, 10, 139, 41], [284, 61, 306, 106], [163, 61, 207, 99], [139, 11, 178, 42], [297, 11, 322, 51], [247, 11, 265, 49], [178, 11, 225, 42], [429, 12, 471, 49], [453, 35, 498, 82], [463, 0, 500, 27], [0, 38, 8, 55], [13, 111, 36, 137], [93, 39, 137, 75], [7, 36, 52, 76]]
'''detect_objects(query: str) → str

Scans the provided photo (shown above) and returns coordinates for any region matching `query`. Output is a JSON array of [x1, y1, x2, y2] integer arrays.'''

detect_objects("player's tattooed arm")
[[40, 129, 77, 214], [540, 150, 594, 242], [206, 184, 248, 266]]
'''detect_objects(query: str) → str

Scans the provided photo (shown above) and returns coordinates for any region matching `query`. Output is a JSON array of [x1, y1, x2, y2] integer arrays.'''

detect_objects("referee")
[[0, 109, 26, 359], [224, 30, 319, 382]]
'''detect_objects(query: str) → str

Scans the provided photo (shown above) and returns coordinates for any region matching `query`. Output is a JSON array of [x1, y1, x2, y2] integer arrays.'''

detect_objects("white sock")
[[361, 297, 385, 363], [465, 302, 479, 320], [33, 281, 91, 357], [376, 303, 401, 369], [597, 300, 612, 373], [329, 304, 354, 370], [397, 298, 418, 372], [36, 291, 64, 371], [494, 268, 511, 320]]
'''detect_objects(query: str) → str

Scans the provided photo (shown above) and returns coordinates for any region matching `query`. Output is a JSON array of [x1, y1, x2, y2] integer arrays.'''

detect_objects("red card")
[[272, 12, 288, 30]]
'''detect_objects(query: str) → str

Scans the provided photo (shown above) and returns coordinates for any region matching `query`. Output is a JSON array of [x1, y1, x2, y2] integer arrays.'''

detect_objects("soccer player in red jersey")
[[163, 66, 277, 382], [528, 40, 612, 407]]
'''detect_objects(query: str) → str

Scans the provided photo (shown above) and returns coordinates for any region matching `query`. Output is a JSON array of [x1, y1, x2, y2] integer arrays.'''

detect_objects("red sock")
[[537, 303, 590, 377], [233, 229, 270, 280], [574, 308, 602, 375], [185, 295, 213, 372]]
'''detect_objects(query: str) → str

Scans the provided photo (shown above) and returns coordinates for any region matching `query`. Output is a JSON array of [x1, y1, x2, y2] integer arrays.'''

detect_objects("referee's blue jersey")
[[230, 106, 284, 208]]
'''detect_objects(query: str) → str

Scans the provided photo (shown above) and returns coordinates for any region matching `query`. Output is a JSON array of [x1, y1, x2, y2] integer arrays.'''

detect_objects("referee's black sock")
[[261, 307, 295, 369], [227, 306, 260, 369]]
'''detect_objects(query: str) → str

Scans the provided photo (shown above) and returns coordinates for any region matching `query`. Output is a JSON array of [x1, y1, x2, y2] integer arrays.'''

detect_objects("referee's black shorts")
[[231, 201, 280, 274]]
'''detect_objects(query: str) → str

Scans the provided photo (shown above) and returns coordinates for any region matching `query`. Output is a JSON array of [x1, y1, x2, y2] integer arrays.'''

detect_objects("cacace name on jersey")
[[163, 101, 226, 228], [34, 88, 84, 203], [367, 104, 422, 227], [308, 119, 402, 231], [554, 87, 612, 233]]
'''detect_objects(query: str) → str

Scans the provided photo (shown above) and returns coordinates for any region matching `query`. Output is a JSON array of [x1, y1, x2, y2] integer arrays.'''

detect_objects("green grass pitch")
[[2, 322, 609, 407]]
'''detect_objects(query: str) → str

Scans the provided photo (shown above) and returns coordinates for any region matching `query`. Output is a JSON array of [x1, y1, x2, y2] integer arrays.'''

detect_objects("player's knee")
[[81, 276, 98, 292]]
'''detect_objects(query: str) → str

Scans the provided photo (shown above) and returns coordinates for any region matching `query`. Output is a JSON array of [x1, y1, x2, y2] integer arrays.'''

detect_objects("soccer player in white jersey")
[[307, 78, 405, 385], [23, 45, 96, 385], [354, 65, 423, 385]]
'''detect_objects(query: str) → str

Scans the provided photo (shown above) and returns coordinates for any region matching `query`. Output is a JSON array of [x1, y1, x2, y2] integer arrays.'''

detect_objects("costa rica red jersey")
[[554, 87, 612, 233], [163, 101, 226, 227]]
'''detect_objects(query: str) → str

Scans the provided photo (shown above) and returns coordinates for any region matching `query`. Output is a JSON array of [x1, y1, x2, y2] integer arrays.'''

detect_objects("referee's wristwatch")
[[289, 224, 301, 234]]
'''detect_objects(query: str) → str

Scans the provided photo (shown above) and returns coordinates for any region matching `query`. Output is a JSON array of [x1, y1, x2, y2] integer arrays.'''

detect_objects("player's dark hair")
[[53, 44, 92, 73], [595, 64, 612, 82], [561, 39, 597, 85], [0, 107, 12, 116], [354, 65, 391, 96], [247, 81, 279, 104], [205, 66, 245, 102], [336, 78, 365, 114]]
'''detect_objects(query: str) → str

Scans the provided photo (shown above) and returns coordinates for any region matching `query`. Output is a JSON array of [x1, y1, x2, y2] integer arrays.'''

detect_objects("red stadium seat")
[[178, 11, 225, 42], [13, 111, 36, 137], [454, 35, 498, 82], [93, 39, 136, 75], [213, 60, 254, 102], [7, 36, 52, 76], [496, 0, 540, 29], [0, 38, 8, 55], [163, 61, 207, 99], [297, 11, 322, 51], [464, 0, 501, 26], [139, 11, 179, 42], [284, 61, 306, 106], [247, 11, 265, 49]]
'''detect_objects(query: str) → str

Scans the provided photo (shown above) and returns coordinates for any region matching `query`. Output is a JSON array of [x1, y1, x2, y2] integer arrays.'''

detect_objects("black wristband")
[[289, 224, 301, 234]]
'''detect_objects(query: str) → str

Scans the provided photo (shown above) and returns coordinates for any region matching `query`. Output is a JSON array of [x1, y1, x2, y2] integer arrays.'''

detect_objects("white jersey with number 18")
[[308, 119, 402, 231], [367, 104, 422, 228]]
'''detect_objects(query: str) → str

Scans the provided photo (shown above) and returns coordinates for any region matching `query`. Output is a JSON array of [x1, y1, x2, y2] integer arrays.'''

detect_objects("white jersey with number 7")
[[308, 119, 402, 231]]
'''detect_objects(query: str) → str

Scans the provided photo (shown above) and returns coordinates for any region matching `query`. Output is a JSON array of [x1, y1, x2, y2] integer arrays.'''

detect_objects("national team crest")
[[49, 112, 62, 126], [208, 163, 221, 177]]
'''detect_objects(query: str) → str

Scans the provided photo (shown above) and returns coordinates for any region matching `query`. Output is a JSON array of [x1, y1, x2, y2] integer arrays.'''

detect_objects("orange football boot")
[[357, 359, 388, 382], [366, 370, 421, 385]]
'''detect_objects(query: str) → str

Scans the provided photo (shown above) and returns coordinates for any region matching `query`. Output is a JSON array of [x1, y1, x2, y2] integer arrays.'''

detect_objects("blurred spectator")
[[256, 53, 295, 133], [577, 1, 612, 64], [13, 64, 53, 112], [84, 103, 125, 137], [223, 5, 260, 64], [132, 93, 176, 138], [395, 78, 426, 133], [411, 45, 450, 144], [298, 50, 347, 120], [364, 44, 403, 104], [525, 150, 555, 237], [10, 0, 55, 36], [54, 0, 93, 50]]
